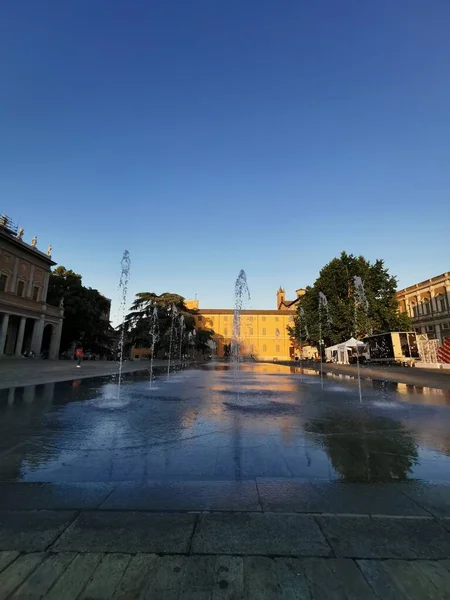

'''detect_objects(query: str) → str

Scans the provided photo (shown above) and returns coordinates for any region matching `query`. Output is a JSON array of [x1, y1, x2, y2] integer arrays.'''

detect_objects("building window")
[[249, 328, 253, 335], [442, 322, 450, 331], [423, 301, 431, 315], [427, 325, 434, 332], [224, 328, 227, 336], [412, 304, 418, 317], [276, 344, 280, 352], [439, 297, 446, 312], [262, 328, 266, 335], [17, 280, 25, 297], [32, 286, 40, 301], [262, 344, 267, 352], [0, 273, 8, 292]]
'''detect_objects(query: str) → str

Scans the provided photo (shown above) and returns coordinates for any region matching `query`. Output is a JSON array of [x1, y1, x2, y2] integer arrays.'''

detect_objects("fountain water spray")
[[298, 306, 309, 375], [318, 292, 331, 389], [354, 275, 369, 403], [149, 307, 159, 388], [117, 250, 131, 396], [231, 270, 250, 396], [167, 304, 178, 379], [178, 314, 185, 363]]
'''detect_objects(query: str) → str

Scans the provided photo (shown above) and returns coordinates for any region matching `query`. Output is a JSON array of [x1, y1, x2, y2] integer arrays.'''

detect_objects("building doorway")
[[41, 323, 53, 358]]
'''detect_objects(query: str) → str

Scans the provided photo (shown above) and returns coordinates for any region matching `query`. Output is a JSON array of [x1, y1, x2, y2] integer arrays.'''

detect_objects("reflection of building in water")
[[187, 288, 315, 361], [397, 272, 450, 344]]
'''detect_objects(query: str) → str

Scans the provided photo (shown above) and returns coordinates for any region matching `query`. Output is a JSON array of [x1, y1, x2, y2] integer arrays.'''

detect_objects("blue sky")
[[1, 0, 449, 317]]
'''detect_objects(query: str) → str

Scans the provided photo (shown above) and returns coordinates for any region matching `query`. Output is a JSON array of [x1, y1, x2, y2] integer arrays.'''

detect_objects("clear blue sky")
[[1, 0, 449, 318]]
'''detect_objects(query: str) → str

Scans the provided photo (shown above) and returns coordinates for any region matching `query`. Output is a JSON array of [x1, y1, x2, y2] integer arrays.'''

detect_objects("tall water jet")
[[178, 314, 185, 363], [167, 304, 178, 379], [117, 250, 131, 396], [298, 306, 309, 375], [231, 270, 251, 396], [318, 291, 331, 389], [354, 275, 369, 403], [149, 306, 159, 388]]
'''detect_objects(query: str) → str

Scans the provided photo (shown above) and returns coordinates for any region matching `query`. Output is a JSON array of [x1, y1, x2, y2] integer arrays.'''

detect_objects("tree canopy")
[[124, 292, 214, 356], [288, 252, 411, 348], [47, 266, 113, 354]]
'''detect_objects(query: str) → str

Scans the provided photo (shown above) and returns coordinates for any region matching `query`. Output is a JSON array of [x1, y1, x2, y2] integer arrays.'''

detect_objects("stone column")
[[49, 320, 63, 359], [435, 323, 442, 345], [15, 316, 27, 356], [9, 257, 19, 293], [0, 313, 9, 355], [27, 265, 35, 298], [31, 315, 45, 355]]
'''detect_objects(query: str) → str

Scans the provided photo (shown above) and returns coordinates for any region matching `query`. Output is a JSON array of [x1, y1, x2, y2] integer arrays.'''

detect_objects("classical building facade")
[[397, 272, 450, 344], [0, 216, 63, 358], [188, 288, 313, 361]]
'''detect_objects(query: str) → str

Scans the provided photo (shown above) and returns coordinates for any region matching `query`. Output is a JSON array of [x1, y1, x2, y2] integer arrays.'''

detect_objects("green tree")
[[125, 292, 214, 356], [47, 266, 113, 354], [288, 252, 411, 347]]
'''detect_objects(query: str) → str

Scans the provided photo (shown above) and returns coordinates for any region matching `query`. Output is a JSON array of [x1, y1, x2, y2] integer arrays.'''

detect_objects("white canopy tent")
[[325, 337, 366, 364]]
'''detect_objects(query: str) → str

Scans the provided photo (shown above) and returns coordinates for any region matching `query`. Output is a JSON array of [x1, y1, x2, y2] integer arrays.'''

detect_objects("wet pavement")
[[1, 362, 450, 485], [0, 364, 450, 483], [3, 364, 450, 597]]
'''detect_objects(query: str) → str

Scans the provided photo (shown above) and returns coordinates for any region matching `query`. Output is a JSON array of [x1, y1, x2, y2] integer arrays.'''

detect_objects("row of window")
[[411, 296, 448, 317], [0, 273, 40, 301], [197, 315, 281, 322]]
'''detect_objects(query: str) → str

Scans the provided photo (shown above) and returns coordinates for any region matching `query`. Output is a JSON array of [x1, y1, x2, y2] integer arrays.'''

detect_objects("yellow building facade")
[[397, 272, 450, 344], [189, 288, 314, 361]]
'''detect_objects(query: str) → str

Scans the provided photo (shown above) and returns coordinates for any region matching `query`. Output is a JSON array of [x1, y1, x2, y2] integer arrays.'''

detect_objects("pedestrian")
[[75, 345, 84, 368]]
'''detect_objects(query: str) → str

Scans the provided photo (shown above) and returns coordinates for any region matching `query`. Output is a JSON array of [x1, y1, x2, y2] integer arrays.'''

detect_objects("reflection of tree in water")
[[305, 413, 419, 482]]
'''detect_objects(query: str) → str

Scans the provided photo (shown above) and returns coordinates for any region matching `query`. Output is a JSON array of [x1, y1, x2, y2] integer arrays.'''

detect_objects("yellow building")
[[190, 287, 313, 361], [397, 272, 450, 344]]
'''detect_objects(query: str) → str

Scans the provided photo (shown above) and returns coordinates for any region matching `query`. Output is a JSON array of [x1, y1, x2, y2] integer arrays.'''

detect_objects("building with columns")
[[397, 272, 450, 344], [0, 216, 63, 358]]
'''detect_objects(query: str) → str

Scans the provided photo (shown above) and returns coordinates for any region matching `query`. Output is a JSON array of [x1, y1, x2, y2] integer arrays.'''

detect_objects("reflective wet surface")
[[1, 363, 450, 483]]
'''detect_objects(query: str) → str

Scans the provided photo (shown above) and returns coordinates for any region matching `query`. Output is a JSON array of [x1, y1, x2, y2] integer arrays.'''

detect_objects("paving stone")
[[0, 551, 19, 574], [397, 483, 450, 517], [415, 560, 450, 598], [300, 558, 348, 599], [383, 560, 444, 600], [243, 557, 279, 600], [79, 553, 131, 599], [140, 555, 188, 600], [0, 553, 45, 600], [357, 560, 408, 600], [101, 480, 261, 511], [0, 482, 116, 510], [192, 513, 331, 556], [326, 559, 378, 599], [212, 556, 244, 600], [112, 553, 158, 599], [179, 556, 218, 599], [257, 479, 429, 516], [274, 558, 311, 599], [0, 510, 76, 552], [12, 552, 76, 598], [44, 552, 103, 600], [51, 511, 196, 553], [317, 515, 450, 559]]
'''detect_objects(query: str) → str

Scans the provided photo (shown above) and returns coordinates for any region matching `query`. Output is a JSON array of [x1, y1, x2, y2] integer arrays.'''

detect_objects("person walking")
[[75, 345, 84, 368]]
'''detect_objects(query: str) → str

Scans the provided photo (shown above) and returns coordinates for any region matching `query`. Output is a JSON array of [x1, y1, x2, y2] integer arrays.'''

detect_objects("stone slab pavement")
[[2, 551, 450, 599], [2, 481, 450, 596], [273, 360, 450, 390], [0, 358, 192, 390]]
